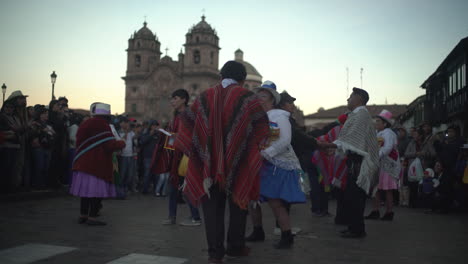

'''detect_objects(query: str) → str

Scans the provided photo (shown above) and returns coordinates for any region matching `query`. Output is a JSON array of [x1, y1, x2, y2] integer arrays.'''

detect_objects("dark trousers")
[[408, 181, 419, 208], [307, 165, 321, 213], [80, 197, 101, 217], [344, 154, 366, 234], [202, 186, 247, 259], [334, 188, 347, 225], [318, 184, 329, 213]]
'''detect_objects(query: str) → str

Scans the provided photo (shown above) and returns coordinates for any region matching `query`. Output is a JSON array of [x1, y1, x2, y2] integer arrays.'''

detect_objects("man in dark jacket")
[[139, 120, 161, 194], [278, 91, 337, 215]]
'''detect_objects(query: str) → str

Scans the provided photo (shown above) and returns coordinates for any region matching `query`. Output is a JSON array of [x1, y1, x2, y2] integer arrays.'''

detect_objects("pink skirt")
[[70, 171, 117, 198], [378, 171, 398, 190]]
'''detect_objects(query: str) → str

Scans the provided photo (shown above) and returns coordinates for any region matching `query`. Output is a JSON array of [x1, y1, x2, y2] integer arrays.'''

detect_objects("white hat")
[[90, 102, 111, 116], [7, 90, 28, 101], [254, 80, 281, 105], [376, 109, 394, 126]]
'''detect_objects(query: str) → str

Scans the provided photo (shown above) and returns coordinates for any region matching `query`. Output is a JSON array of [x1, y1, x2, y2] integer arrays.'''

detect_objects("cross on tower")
[[165, 47, 169, 56]]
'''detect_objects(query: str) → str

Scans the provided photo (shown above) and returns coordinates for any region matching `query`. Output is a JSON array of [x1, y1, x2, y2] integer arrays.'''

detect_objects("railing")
[[446, 86, 468, 116]]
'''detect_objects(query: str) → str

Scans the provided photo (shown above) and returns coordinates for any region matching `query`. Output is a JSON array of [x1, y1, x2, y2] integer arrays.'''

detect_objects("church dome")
[[188, 15, 216, 35], [234, 49, 262, 81], [135, 21, 155, 40]]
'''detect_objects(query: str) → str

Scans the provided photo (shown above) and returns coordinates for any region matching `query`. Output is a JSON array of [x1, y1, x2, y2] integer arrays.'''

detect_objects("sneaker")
[[291, 227, 302, 235], [179, 218, 202, 226], [273, 227, 281, 236], [162, 218, 176, 225]]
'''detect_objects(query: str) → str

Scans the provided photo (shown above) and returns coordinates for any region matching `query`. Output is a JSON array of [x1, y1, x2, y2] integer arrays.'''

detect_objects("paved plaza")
[[1, 192, 467, 264]]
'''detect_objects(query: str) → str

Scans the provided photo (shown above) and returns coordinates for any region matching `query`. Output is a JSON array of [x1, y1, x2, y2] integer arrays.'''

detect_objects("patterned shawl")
[[333, 107, 379, 194], [176, 83, 269, 209], [315, 123, 348, 189]]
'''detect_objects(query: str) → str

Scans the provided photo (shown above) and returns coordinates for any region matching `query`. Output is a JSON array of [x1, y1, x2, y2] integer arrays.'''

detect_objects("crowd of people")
[[1, 60, 468, 263]]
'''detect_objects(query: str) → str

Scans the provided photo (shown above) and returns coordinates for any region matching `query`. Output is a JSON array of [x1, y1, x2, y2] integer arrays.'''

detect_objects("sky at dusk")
[[1, 0, 467, 115]]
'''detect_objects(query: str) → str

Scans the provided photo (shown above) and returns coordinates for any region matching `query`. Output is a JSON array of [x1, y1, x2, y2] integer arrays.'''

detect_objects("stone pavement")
[[0, 193, 467, 264]]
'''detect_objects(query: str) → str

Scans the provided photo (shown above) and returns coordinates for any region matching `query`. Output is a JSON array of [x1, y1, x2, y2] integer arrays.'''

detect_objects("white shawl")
[[333, 107, 379, 194]]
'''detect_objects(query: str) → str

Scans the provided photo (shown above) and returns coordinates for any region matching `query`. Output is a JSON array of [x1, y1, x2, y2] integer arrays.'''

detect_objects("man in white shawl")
[[331, 87, 379, 238]]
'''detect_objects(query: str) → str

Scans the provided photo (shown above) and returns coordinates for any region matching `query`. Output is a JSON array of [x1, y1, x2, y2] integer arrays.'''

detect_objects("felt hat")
[[90, 102, 111, 116], [7, 90, 28, 101], [254, 80, 281, 105], [376, 109, 394, 126]]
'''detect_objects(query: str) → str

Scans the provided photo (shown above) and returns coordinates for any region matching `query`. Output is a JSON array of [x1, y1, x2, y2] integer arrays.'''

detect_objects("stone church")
[[122, 16, 262, 123]]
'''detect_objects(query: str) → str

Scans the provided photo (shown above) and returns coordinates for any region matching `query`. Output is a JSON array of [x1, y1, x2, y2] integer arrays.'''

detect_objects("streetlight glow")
[[1, 83, 6, 103]]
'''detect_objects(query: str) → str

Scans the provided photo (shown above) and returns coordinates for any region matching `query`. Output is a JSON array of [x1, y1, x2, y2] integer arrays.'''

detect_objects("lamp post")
[[1, 83, 6, 103], [50, 71, 57, 100]]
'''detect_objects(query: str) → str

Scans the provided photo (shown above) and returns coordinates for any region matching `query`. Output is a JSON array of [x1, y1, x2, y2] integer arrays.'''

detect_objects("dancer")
[[70, 103, 125, 226], [330, 87, 379, 238], [365, 110, 400, 221]]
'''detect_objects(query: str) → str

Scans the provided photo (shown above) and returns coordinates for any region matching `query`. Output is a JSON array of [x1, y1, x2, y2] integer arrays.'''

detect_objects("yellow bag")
[[178, 154, 189, 177], [463, 167, 468, 184]]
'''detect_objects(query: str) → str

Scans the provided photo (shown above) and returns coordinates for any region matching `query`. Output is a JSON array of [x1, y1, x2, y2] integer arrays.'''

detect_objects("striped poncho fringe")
[[333, 108, 379, 194], [176, 84, 269, 209]]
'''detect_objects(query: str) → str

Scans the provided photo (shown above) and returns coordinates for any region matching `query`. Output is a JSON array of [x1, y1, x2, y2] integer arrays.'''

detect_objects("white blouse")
[[262, 109, 301, 170]]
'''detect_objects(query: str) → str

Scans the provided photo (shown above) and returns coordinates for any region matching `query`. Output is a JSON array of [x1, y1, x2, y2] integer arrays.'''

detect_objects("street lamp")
[[50, 71, 57, 100], [1, 83, 6, 103]]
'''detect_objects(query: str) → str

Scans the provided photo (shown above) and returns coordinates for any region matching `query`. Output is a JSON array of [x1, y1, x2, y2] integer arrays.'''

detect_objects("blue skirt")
[[260, 161, 306, 203]]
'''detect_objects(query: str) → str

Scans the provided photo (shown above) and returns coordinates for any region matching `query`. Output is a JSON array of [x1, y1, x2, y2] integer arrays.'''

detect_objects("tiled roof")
[[305, 104, 408, 119]]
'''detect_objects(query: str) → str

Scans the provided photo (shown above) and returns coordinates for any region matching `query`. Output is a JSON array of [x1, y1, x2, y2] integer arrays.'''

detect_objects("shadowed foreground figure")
[[176, 61, 269, 263]]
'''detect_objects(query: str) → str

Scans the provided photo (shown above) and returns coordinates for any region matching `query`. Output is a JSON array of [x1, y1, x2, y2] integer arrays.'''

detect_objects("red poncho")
[[176, 83, 269, 209], [72, 117, 125, 182]]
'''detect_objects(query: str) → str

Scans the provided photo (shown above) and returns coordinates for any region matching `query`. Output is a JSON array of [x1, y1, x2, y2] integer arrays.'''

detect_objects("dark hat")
[[220, 60, 247, 82], [149, 120, 159, 126], [352, 87, 369, 104], [279, 91, 296, 105]]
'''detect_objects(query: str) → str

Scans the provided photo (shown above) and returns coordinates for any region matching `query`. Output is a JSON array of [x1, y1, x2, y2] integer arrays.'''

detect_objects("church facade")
[[122, 16, 262, 123]]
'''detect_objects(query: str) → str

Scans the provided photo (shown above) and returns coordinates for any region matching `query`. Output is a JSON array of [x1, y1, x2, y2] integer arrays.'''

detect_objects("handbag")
[[178, 154, 189, 177], [408, 158, 424, 182]]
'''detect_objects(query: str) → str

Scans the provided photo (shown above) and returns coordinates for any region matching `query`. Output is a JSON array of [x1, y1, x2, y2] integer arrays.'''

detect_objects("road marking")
[[0, 243, 77, 264], [107, 253, 187, 264]]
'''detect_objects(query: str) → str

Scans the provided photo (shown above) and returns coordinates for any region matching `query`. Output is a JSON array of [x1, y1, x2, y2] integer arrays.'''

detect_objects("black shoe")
[[380, 212, 394, 221], [245, 226, 265, 242], [340, 229, 350, 234], [274, 230, 294, 249], [226, 246, 250, 257], [364, 210, 380, 220], [78, 217, 87, 224], [86, 219, 107, 226], [341, 231, 366, 239]]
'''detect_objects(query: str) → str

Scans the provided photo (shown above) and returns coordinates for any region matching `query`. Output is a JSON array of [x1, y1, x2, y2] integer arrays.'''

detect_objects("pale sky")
[[1, 0, 467, 115]]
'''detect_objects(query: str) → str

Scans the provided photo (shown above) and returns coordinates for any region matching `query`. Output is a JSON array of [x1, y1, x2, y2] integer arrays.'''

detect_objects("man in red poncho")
[[176, 61, 269, 263]]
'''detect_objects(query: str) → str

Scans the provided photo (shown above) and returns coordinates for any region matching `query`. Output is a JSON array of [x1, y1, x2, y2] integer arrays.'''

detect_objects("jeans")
[[32, 148, 51, 188], [155, 173, 169, 195], [119, 156, 136, 193], [168, 178, 200, 220], [141, 158, 156, 193]]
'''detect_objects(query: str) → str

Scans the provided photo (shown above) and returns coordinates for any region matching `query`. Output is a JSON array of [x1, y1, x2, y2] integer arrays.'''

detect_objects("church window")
[[192, 84, 198, 91], [131, 104, 137, 112], [137, 42, 141, 48], [196, 36, 199, 43], [210, 51, 214, 65], [135, 55, 141, 67], [194, 50, 200, 64], [132, 87, 138, 93]]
